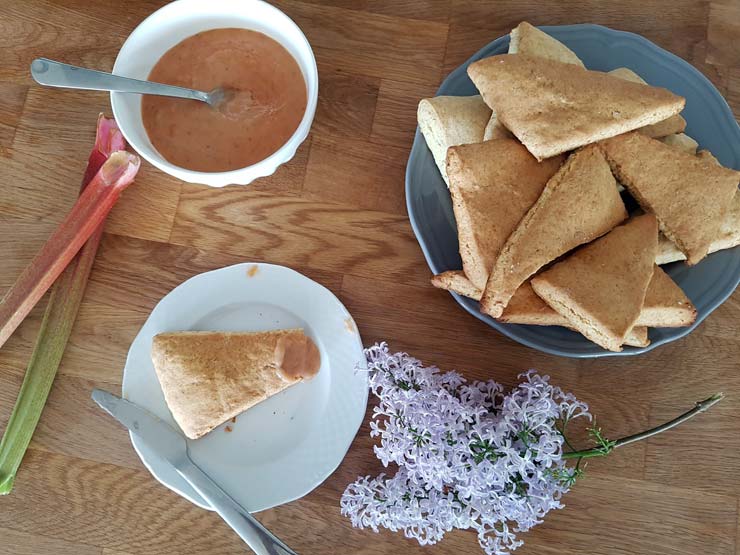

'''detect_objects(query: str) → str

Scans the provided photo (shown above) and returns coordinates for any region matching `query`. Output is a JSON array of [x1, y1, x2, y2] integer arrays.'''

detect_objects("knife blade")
[[91, 389, 189, 467], [91, 389, 299, 555]]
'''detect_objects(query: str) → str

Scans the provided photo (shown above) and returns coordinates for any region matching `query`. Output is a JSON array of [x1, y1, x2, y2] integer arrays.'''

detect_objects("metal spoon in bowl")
[[30, 58, 229, 108]]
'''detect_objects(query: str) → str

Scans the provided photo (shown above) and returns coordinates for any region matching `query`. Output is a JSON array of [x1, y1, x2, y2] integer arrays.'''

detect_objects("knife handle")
[[175, 458, 298, 555]]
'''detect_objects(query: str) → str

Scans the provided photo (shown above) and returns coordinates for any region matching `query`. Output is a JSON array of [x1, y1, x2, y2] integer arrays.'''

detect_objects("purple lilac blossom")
[[341, 343, 591, 555]]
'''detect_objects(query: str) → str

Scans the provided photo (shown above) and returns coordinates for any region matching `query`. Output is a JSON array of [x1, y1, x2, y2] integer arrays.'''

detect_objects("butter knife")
[[91, 389, 298, 555]]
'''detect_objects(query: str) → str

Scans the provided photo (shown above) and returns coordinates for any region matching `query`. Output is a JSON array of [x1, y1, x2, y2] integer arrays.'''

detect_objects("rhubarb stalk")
[[0, 116, 138, 494], [0, 147, 139, 349]]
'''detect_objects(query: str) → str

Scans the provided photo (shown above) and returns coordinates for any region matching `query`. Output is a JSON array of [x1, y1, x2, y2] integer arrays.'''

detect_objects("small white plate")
[[121, 263, 368, 511]]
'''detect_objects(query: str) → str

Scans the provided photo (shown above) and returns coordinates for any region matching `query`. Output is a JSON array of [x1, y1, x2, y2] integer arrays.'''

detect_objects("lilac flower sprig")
[[341, 343, 722, 555]]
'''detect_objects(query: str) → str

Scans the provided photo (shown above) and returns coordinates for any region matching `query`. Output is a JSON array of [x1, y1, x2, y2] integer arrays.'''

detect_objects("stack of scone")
[[421, 21, 740, 352]]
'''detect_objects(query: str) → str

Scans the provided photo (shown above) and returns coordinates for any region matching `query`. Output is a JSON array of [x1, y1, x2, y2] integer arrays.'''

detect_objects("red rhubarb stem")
[[82, 114, 127, 188], [0, 115, 133, 494], [0, 150, 140, 349]]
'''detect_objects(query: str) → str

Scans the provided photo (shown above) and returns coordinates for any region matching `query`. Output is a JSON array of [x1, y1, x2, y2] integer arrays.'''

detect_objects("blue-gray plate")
[[405, 24, 740, 358]]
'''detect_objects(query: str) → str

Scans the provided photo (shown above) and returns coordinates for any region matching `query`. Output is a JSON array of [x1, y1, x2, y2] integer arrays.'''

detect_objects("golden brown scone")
[[480, 145, 627, 318], [498, 281, 568, 325], [431, 267, 686, 347], [485, 22, 585, 142], [656, 149, 739, 263], [635, 265, 696, 327], [608, 68, 687, 138], [655, 193, 740, 264], [151, 330, 316, 439], [492, 22, 584, 145], [508, 22, 585, 66], [431, 272, 567, 325], [696, 149, 719, 164], [486, 21, 586, 141], [496, 280, 649, 347], [498, 265, 691, 328], [483, 108, 513, 140], [599, 132, 740, 265], [430, 273, 589, 327], [531, 214, 659, 352], [417, 96, 491, 185], [624, 327, 650, 348], [655, 236, 684, 265], [642, 119, 688, 139], [431, 271, 483, 299], [446, 139, 564, 289], [604, 67, 639, 80], [430, 272, 567, 325], [660, 133, 699, 154], [432, 272, 650, 347], [467, 54, 685, 160]]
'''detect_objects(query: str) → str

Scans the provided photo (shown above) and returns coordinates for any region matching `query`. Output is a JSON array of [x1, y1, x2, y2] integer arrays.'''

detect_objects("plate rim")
[[405, 23, 740, 358], [121, 262, 368, 510]]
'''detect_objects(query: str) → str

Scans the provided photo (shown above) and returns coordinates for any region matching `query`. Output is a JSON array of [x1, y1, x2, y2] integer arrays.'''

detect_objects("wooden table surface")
[[1, 1, 740, 554]]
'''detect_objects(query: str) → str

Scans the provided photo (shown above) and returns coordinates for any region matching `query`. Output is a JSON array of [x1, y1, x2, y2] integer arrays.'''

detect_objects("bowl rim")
[[110, 0, 318, 186], [405, 23, 740, 358]]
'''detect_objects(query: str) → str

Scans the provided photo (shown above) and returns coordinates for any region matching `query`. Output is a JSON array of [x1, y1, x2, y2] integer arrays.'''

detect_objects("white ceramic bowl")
[[111, 0, 318, 187]]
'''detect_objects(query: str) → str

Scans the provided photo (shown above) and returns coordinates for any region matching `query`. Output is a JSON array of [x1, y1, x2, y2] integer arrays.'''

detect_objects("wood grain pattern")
[[0, 83, 28, 153], [8, 87, 183, 242], [299, 0, 452, 22], [371, 79, 438, 147], [525, 474, 738, 555], [0, 527, 102, 555], [313, 70, 380, 140], [708, 2, 740, 67], [730, 70, 740, 120], [0, 0, 739, 554], [0, 2, 125, 83], [274, 0, 449, 84], [169, 187, 427, 284], [302, 135, 409, 212]]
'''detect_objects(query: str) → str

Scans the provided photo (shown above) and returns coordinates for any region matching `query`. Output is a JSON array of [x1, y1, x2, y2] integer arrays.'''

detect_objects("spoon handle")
[[30, 58, 210, 104]]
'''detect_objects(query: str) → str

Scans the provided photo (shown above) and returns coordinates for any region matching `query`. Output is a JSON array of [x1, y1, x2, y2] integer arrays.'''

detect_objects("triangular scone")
[[656, 193, 740, 264], [484, 22, 585, 141], [431, 273, 566, 324], [531, 214, 659, 352], [467, 54, 685, 160], [624, 326, 650, 348], [434, 262, 695, 330], [498, 281, 650, 347], [655, 236, 683, 266], [151, 330, 320, 439], [431, 270, 483, 300], [431, 272, 649, 347], [509, 21, 585, 67], [483, 108, 513, 140], [431, 272, 563, 324], [480, 146, 627, 318], [656, 150, 739, 263], [498, 265, 693, 329], [417, 96, 491, 185], [697, 149, 719, 164], [498, 281, 568, 325], [660, 133, 698, 154], [635, 265, 696, 327], [599, 132, 740, 265], [608, 68, 686, 138], [446, 139, 564, 289]]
